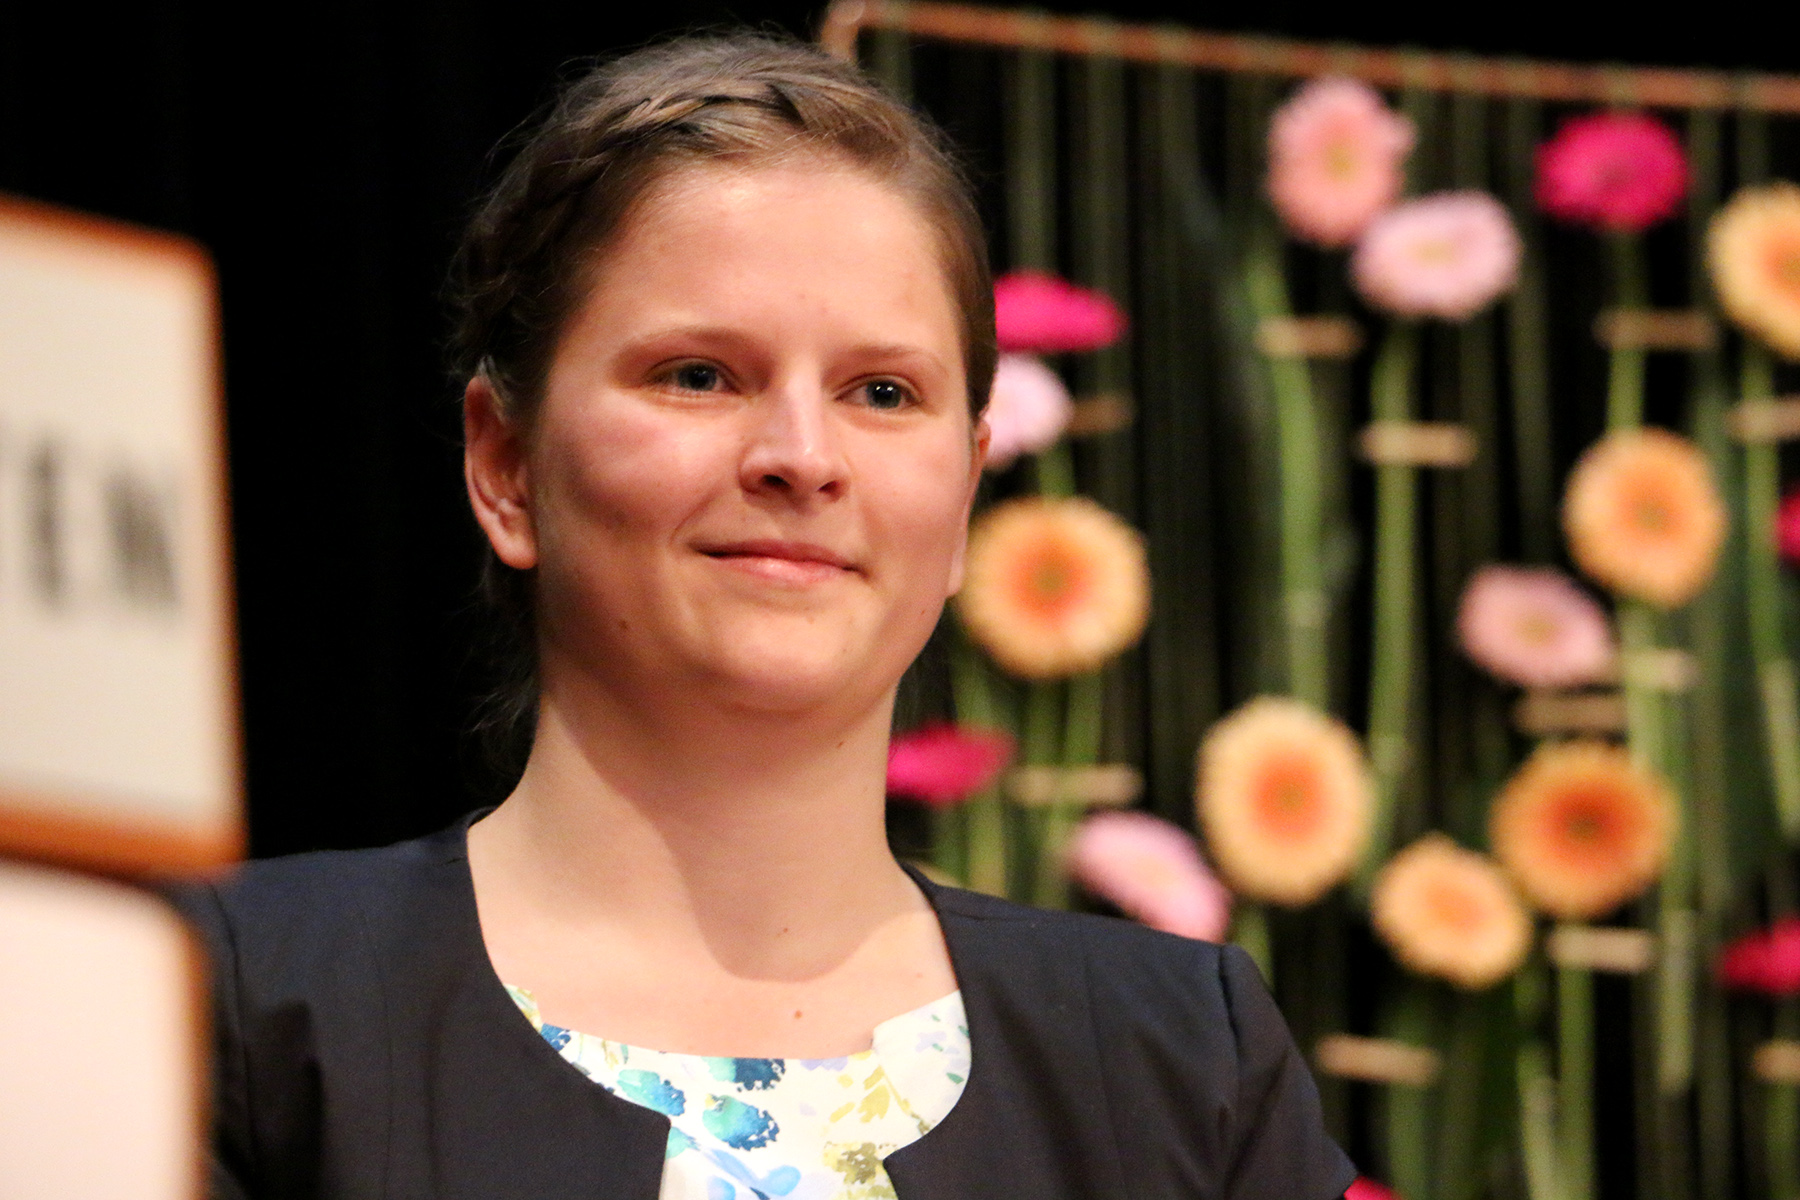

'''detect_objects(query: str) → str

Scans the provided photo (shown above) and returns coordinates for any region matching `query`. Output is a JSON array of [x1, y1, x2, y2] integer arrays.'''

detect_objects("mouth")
[[694, 539, 860, 585]]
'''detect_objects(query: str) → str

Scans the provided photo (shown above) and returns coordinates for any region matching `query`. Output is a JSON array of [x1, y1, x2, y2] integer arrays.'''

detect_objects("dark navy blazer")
[[176, 819, 1355, 1200]]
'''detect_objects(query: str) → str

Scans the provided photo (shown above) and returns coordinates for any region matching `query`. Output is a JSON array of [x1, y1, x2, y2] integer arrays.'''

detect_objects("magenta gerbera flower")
[[993, 271, 1127, 354], [1535, 112, 1689, 233], [886, 723, 1015, 807], [1716, 917, 1800, 996], [1781, 487, 1800, 566]]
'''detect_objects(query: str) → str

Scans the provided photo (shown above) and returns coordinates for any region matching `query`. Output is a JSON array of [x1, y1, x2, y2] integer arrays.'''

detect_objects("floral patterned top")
[[506, 985, 970, 1200]]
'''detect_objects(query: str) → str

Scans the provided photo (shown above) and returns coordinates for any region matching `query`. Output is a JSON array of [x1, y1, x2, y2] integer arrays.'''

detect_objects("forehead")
[[572, 157, 963, 345]]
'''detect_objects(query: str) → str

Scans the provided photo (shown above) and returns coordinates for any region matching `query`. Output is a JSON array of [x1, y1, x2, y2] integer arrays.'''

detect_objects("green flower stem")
[[1435, 992, 1488, 1200], [952, 639, 1008, 896], [930, 806, 967, 885], [1505, 99, 1557, 562], [1034, 441, 1076, 500], [1232, 901, 1273, 984], [1770, 1003, 1800, 1200], [1606, 234, 1649, 430], [1686, 106, 1737, 1200], [1386, 982, 1437, 1200], [1516, 962, 1560, 1200], [1034, 671, 1104, 909], [1245, 219, 1329, 708], [1359, 322, 1420, 894], [1556, 944, 1596, 1200], [1741, 346, 1800, 840]]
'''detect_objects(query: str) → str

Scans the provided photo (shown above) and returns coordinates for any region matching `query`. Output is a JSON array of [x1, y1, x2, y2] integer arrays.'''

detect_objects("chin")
[[695, 629, 916, 718]]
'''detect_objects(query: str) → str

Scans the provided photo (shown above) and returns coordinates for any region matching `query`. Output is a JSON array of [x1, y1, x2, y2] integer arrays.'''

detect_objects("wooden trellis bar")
[[820, 0, 1800, 113]]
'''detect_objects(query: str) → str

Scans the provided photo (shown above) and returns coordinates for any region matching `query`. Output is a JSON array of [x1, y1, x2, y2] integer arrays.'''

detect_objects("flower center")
[[1514, 611, 1561, 646], [1325, 141, 1359, 180], [1251, 754, 1327, 839], [1766, 239, 1800, 299], [1008, 535, 1091, 623], [1628, 489, 1674, 535], [1423, 877, 1486, 936], [1409, 236, 1460, 266]]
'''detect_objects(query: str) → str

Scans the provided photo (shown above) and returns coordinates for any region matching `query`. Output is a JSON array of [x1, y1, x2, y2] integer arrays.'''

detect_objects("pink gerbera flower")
[[1536, 112, 1689, 233], [887, 723, 1015, 807], [1351, 192, 1522, 321], [1065, 811, 1232, 941], [1267, 76, 1415, 247], [1457, 565, 1617, 689], [983, 354, 1074, 470], [1716, 917, 1800, 995], [993, 271, 1127, 354]]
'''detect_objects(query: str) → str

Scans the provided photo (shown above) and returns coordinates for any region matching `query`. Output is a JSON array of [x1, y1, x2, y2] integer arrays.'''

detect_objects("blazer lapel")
[[883, 881, 1130, 1200], [403, 832, 672, 1200]]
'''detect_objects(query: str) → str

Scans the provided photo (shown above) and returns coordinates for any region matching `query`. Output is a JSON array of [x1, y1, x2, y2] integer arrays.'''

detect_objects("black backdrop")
[[2, 0, 1795, 858]]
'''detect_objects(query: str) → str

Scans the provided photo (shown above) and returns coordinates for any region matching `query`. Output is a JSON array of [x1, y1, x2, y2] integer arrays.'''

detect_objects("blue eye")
[[672, 363, 721, 392], [862, 380, 908, 410]]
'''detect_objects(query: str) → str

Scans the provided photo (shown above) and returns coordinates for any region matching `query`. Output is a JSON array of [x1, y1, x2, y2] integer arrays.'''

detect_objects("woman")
[[181, 34, 1355, 1200]]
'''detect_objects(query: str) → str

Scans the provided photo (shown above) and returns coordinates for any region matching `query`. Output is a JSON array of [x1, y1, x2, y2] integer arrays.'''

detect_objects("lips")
[[695, 539, 860, 584]]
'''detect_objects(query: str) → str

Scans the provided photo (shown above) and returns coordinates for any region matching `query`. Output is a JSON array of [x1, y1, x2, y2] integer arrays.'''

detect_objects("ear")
[[945, 413, 991, 596], [464, 375, 539, 570]]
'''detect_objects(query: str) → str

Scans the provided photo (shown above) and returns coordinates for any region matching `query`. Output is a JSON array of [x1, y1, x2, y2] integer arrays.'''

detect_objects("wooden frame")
[[820, 0, 1800, 112], [0, 194, 243, 877]]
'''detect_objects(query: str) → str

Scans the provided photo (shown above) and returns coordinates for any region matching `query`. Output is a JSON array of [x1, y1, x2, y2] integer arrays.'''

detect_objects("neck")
[[471, 663, 912, 980]]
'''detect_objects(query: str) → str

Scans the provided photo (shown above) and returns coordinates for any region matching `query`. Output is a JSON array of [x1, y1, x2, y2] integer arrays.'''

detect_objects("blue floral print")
[[506, 985, 969, 1200]]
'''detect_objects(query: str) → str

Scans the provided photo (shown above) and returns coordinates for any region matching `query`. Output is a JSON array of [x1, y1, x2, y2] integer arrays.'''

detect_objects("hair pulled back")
[[449, 33, 996, 428], [449, 33, 995, 778]]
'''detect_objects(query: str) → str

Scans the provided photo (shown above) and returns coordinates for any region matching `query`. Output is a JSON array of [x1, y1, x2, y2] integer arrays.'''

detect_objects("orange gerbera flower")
[[1372, 834, 1533, 989], [1708, 181, 1800, 360], [1562, 428, 1725, 609], [1489, 741, 1675, 921], [957, 496, 1150, 679], [1195, 696, 1373, 906]]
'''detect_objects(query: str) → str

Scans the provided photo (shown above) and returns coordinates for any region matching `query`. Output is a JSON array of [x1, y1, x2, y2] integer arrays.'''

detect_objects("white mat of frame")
[[0, 858, 204, 1200], [0, 196, 240, 875]]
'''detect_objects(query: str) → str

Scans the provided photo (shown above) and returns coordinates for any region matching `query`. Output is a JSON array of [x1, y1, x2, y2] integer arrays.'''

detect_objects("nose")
[[738, 377, 848, 504]]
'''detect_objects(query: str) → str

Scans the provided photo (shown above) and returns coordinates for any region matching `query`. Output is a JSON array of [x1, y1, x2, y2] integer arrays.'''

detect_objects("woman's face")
[[469, 158, 985, 720]]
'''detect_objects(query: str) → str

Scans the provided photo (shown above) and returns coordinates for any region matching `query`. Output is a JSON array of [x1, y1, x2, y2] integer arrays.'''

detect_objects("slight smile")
[[695, 539, 861, 586]]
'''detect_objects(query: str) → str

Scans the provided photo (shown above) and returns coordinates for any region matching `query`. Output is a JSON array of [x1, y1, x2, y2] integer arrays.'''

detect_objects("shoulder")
[[925, 881, 1353, 1200], [171, 821, 476, 998], [923, 878, 1247, 1018]]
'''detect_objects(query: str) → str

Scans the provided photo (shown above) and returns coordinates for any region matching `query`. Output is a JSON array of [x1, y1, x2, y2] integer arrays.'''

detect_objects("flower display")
[[1716, 917, 1800, 995], [1780, 487, 1800, 565], [983, 354, 1075, 470], [1195, 696, 1374, 907], [1489, 741, 1675, 921], [1065, 811, 1232, 942], [957, 496, 1150, 679], [1535, 111, 1689, 232], [1347, 1179, 1400, 1200], [992, 270, 1127, 354], [1562, 428, 1726, 608], [1456, 565, 1616, 689], [1266, 76, 1415, 247], [1707, 181, 1800, 360], [1372, 834, 1533, 990], [886, 723, 1015, 807], [1351, 192, 1522, 321]]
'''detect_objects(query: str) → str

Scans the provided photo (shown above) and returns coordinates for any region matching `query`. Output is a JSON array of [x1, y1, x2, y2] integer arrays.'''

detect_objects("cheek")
[[865, 437, 976, 594], [536, 405, 723, 545]]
